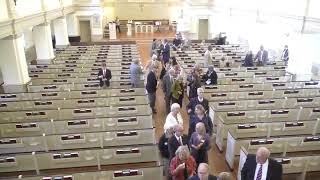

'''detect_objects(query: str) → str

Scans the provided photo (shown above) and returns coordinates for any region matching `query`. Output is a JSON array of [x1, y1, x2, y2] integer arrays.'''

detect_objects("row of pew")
[[0, 44, 163, 180], [178, 44, 320, 180]]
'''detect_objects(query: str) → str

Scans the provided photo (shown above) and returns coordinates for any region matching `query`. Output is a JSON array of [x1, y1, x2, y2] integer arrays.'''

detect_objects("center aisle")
[[135, 37, 237, 180]]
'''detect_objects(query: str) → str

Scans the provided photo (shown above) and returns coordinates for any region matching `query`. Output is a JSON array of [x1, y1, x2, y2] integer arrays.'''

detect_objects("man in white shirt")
[[204, 46, 214, 68], [241, 147, 282, 180]]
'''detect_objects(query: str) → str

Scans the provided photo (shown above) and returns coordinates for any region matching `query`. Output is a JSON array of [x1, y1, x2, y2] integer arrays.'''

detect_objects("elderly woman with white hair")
[[129, 59, 143, 88], [170, 145, 196, 180], [164, 103, 184, 133]]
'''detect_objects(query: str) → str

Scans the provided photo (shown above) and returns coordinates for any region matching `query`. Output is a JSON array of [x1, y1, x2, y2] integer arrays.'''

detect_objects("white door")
[[198, 19, 209, 40]]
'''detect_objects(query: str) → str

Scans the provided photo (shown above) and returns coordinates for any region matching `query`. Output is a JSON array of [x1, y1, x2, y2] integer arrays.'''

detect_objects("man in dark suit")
[[281, 45, 289, 66], [162, 39, 170, 64], [254, 45, 268, 66], [188, 163, 217, 180], [146, 65, 158, 114], [162, 68, 176, 114], [168, 124, 188, 160], [98, 63, 112, 87], [202, 66, 217, 85], [241, 147, 282, 180], [158, 128, 174, 180], [187, 88, 209, 116]]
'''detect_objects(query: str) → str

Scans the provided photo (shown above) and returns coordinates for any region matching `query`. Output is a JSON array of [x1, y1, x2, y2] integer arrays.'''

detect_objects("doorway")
[[198, 19, 208, 40], [79, 20, 91, 42]]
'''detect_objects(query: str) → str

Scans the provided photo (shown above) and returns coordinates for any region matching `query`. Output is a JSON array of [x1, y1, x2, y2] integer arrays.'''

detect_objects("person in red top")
[[170, 145, 196, 180]]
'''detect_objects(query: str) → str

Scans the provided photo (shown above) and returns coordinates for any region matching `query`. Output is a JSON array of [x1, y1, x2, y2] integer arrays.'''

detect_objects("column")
[[5, 0, 17, 19], [0, 34, 30, 93], [66, 13, 80, 42], [33, 23, 55, 64], [53, 17, 69, 47]]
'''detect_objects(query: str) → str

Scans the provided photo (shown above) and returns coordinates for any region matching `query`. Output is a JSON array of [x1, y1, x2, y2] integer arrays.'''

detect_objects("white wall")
[[22, 27, 34, 49], [63, 0, 74, 7], [287, 34, 320, 75], [308, 0, 320, 18], [76, 9, 103, 37], [114, 3, 170, 20], [103, 2, 180, 21], [103, 7, 115, 23], [16, 0, 42, 17], [43, 0, 61, 11], [67, 14, 80, 36]]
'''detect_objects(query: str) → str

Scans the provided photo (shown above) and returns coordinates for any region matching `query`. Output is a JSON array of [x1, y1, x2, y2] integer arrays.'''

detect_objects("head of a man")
[[197, 88, 204, 99], [174, 124, 184, 137], [256, 147, 270, 164], [208, 66, 214, 73], [208, 45, 213, 51], [102, 63, 107, 69], [163, 39, 168, 44], [260, 45, 264, 51], [198, 163, 209, 180], [284, 45, 288, 49], [133, 59, 139, 65], [165, 127, 174, 138]]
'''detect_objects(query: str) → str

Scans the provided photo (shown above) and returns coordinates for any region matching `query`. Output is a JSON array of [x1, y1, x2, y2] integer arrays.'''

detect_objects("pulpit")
[[127, 23, 132, 36], [109, 22, 116, 40]]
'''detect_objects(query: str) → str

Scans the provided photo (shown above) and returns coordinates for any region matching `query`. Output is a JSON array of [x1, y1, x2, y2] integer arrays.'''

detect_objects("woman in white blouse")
[[164, 103, 184, 132]]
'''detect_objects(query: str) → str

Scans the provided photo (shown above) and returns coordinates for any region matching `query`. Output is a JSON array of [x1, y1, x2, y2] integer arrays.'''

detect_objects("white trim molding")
[[0, 5, 75, 39]]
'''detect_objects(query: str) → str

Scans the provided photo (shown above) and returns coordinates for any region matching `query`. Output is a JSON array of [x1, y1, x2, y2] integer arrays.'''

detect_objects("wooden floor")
[[116, 31, 237, 179]]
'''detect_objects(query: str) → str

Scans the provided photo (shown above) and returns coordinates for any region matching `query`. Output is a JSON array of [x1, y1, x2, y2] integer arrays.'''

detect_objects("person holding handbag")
[[171, 75, 184, 107]]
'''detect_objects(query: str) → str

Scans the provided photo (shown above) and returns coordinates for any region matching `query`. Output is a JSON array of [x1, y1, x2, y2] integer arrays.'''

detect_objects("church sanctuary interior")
[[1, 0, 320, 180]]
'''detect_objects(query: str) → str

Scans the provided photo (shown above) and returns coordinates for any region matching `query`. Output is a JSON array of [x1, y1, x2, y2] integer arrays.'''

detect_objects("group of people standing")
[[243, 45, 289, 67], [147, 37, 226, 179], [159, 93, 231, 180], [146, 36, 286, 180]]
